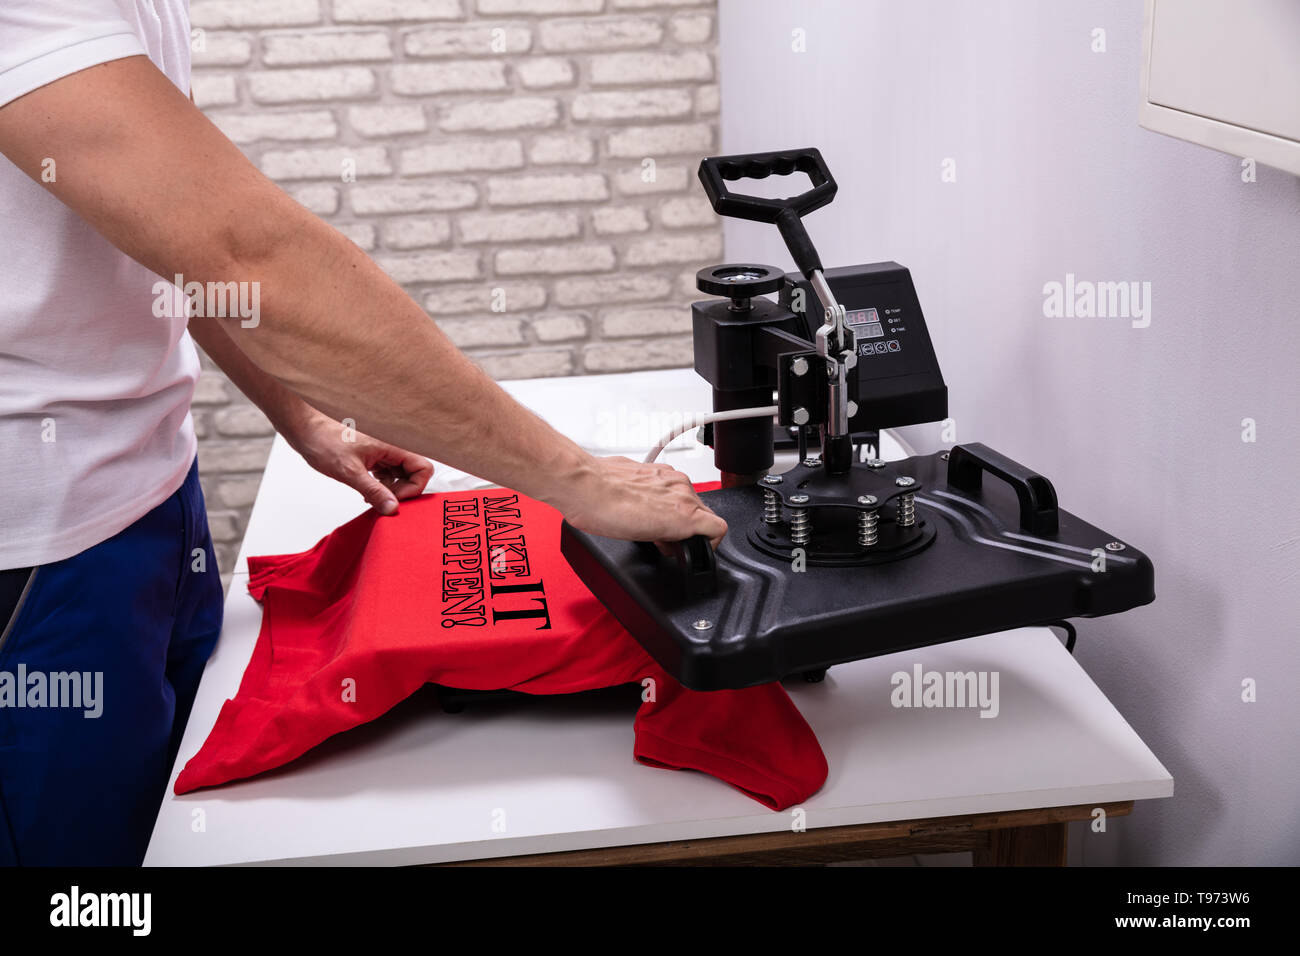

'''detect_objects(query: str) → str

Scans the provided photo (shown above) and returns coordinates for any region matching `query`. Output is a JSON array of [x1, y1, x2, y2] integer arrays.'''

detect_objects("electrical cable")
[[644, 406, 779, 464], [1044, 620, 1078, 654]]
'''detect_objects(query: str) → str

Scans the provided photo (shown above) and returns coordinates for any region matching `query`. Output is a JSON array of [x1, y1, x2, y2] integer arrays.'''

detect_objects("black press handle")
[[698, 148, 837, 279], [946, 443, 1060, 536], [636, 534, 717, 599]]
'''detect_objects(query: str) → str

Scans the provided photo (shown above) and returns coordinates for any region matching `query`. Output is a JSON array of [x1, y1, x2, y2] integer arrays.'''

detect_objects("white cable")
[[643, 406, 779, 464]]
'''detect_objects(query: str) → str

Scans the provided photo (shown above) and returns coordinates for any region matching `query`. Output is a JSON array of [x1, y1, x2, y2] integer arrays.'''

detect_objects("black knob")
[[696, 263, 785, 299]]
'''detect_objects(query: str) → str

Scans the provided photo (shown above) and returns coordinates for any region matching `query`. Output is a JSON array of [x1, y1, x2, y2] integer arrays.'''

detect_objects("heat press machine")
[[560, 148, 1154, 691]]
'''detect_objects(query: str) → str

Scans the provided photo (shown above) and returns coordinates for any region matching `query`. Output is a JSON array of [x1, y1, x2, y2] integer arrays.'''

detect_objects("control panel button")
[[886, 340, 901, 352]]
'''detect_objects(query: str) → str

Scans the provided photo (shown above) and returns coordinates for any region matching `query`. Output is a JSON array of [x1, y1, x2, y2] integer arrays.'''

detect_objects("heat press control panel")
[[781, 261, 948, 430]]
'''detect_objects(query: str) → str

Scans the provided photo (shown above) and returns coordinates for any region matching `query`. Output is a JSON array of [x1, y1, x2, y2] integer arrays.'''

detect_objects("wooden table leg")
[[973, 821, 1068, 866]]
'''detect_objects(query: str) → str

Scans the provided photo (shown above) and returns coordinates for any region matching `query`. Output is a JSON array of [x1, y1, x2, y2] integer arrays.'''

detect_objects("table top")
[[144, 368, 1172, 866]]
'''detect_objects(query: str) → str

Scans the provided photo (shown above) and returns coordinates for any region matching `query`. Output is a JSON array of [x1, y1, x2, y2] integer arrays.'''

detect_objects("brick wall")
[[187, 0, 721, 576]]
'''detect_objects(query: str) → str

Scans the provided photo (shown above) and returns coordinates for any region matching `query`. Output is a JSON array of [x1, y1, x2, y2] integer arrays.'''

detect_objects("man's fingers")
[[355, 471, 400, 516]]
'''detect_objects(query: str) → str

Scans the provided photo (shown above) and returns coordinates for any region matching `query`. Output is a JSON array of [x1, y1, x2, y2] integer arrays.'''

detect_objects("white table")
[[145, 369, 1172, 866]]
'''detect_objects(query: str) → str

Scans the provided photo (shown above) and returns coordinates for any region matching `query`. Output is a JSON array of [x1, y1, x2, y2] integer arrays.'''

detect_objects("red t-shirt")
[[175, 487, 827, 811]]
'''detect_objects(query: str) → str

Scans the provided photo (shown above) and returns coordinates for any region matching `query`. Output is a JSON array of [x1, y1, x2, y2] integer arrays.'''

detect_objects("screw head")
[[1105, 541, 1126, 552], [802, 456, 821, 467], [790, 494, 810, 504], [691, 619, 713, 631], [857, 495, 878, 506], [791, 356, 809, 377], [792, 407, 810, 425], [866, 459, 886, 469], [941, 452, 950, 461], [895, 476, 915, 487], [761, 474, 783, 485]]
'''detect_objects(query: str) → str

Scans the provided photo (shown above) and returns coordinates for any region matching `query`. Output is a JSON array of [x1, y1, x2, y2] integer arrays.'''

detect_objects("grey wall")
[[719, 0, 1300, 865]]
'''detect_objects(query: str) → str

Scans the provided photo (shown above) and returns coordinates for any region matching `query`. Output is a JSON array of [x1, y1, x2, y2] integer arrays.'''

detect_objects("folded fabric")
[[175, 485, 827, 811]]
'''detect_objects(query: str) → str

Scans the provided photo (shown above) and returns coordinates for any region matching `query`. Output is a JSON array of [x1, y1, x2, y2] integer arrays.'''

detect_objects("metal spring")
[[896, 493, 916, 528], [763, 489, 782, 524], [858, 509, 879, 547], [789, 508, 810, 545]]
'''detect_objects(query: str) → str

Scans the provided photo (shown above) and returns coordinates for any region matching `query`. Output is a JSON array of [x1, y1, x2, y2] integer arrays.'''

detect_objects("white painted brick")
[[695, 83, 718, 114], [424, 282, 547, 315], [350, 182, 478, 213], [475, 349, 573, 380], [670, 13, 713, 43], [214, 475, 264, 509], [571, 89, 692, 122], [205, 509, 243, 543], [613, 163, 689, 194], [625, 231, 720, 265], [458, 210, 582, 243], [400, 140, 524, 174], [591, 205, 649, 234], [440, 98, 559, 132], [249, 67, 375, 103], [289, 184, 339, 213], [539, 17, 663, 52], [583, 337, 693, 372], [214, 404, 273, 436], [198, 439, 273, 473], [478, 0, 602, 13], [612, 0, 708, 8], [486, 173, 607, 205], [404, 26, 532, 57], [528, 133, 594, 164], [380, 218, 453, 249], [333, 0, 463, 22], [532, 313, 588, 341], [261, 145, 390, 180], [554, 274, 672, 306], [589, 51, 712, 85], [391, 61, 506, 95], [192, 33, 253, 66], [191, 0, 321, 29], [658, 195, 715, 228], [214, 110, 337, 143], [192, 74, 238, 108], [262, 31, 392, 65], [334, 222, 377, 250], [515, 57, 576, 89], [496, 244, 615, 275], [607, 122, 712, 157], [602, 306, 689, 337], [193, 370, 229, 404], [437, 317, 526, 348], [373, 252, 481, 284], [348, 104, 428, 136]]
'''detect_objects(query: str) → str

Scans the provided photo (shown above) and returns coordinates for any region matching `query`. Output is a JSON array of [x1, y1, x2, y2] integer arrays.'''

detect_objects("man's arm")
[[189, 317, 434, 516], [0, 56, 726, 544]]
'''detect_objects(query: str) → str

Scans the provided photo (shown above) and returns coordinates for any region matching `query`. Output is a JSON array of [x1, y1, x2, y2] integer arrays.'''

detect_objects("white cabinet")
[[1140, 0, 1300, 175]]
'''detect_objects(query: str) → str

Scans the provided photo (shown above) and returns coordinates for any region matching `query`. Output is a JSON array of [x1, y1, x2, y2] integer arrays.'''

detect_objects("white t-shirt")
[[0, 0, 200, 568]]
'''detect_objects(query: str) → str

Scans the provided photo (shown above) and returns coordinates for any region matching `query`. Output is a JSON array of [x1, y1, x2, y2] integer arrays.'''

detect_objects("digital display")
[[846, 308, 884, 339]]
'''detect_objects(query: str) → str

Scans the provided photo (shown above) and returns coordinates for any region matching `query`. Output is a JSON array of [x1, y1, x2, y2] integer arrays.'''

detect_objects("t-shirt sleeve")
[[633, 665, 829, 811], [0, 0, 147, 108]]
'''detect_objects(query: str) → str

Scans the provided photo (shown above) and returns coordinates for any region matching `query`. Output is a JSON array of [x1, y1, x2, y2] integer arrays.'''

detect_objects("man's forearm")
[[187, 315, 320, 444], [198, 197, 594, 502], [0, 56, 595, 507]]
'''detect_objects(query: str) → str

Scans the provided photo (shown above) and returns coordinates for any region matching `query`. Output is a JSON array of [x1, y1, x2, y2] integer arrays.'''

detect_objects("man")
[[0, 0, 725, 865]]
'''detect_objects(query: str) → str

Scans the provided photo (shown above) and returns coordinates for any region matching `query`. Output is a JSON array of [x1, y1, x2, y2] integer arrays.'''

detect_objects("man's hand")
[[286, 411, 433, 517], [548, 456, 728, 549]]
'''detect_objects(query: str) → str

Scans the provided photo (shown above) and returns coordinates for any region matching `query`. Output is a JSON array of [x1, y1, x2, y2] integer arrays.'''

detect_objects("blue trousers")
[[0, 459, 222, 865]]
